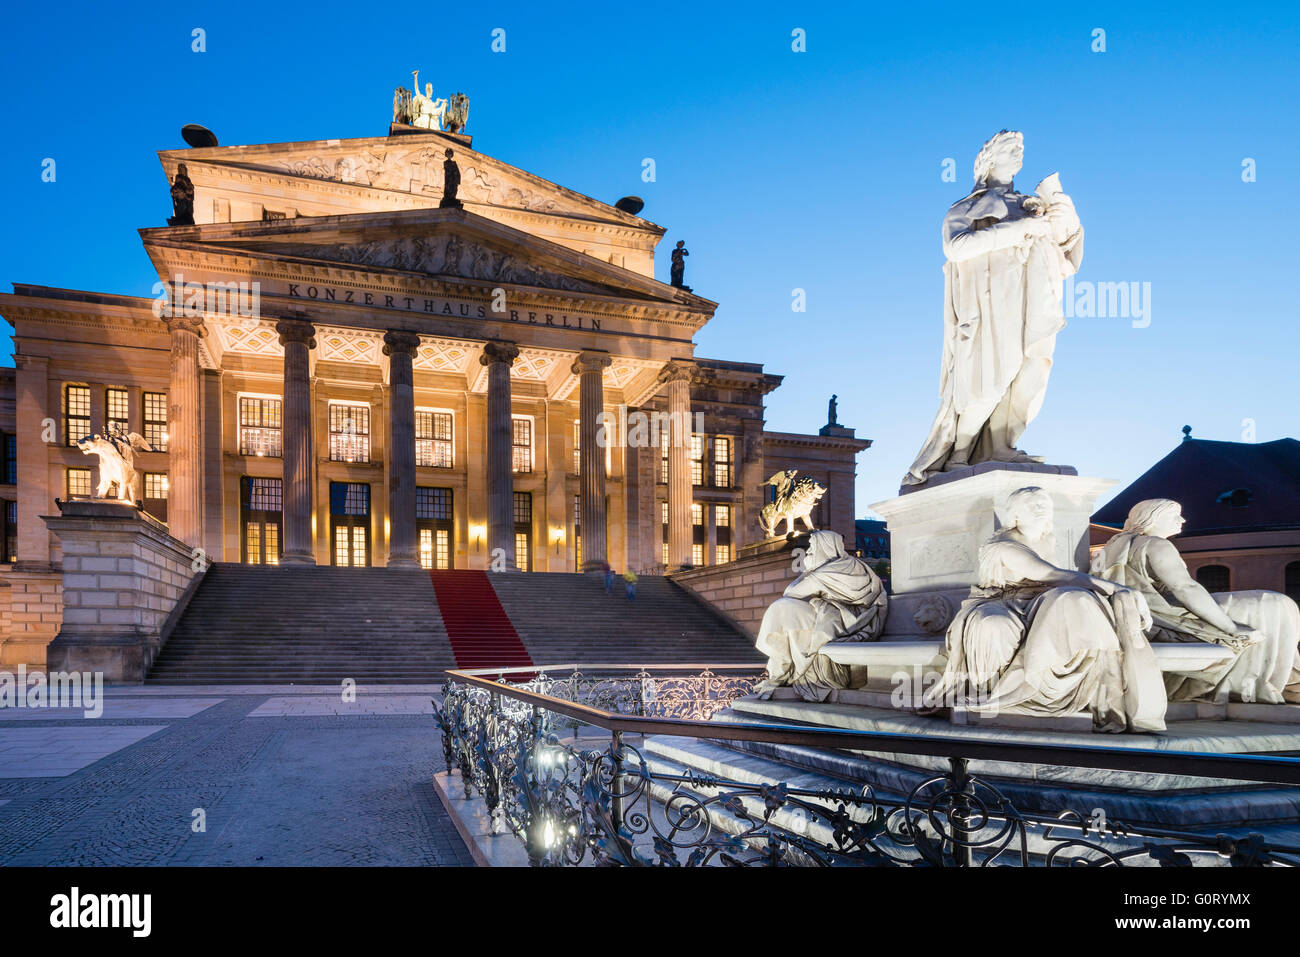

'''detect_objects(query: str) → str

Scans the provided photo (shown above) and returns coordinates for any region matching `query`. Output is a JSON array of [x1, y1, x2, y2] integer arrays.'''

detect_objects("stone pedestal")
[[871, 464, 1114, 638], [41, 500, 200, 682]]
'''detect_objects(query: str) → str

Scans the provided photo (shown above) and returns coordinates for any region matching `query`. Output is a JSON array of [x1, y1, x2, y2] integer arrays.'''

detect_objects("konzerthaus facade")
[[0, 113, 868, 666]]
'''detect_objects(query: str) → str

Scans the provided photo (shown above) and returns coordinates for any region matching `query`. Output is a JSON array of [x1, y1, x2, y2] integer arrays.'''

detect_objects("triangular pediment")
[[141, 207, 704, 308], [159, 130, 652, 230]]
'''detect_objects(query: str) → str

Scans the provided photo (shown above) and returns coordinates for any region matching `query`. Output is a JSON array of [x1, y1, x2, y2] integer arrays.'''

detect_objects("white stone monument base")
[[950, 707, 1093, 733], [870, 465, 1115, 638]]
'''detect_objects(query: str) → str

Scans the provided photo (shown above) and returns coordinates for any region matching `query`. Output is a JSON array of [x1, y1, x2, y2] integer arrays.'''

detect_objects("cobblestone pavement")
[[0, 685, 474, 866]]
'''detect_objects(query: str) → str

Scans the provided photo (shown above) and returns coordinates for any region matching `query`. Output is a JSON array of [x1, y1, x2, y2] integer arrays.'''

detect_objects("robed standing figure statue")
[[903, 131, 1083, 486], [440, 149, 462, 209], [168, 163, 195, 226]]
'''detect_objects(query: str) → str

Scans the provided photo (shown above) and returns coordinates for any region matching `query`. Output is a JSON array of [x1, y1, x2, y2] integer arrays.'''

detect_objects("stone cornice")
[[763, 430, 873, 452], [694, 368, 785, 394], [0, 290, 161, 330]]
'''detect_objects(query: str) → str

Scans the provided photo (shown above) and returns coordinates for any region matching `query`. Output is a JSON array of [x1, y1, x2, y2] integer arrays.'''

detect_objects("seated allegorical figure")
[[926, 486, 1167, 732], [754, 530, 888, 702], [1092, 499, 1300, 704]]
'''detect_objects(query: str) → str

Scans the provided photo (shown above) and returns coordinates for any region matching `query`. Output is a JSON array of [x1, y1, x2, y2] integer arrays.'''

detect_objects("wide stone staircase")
[[487, 572, 760, 665], [146, 566, 759, 684], [147, 563, 457, 684]]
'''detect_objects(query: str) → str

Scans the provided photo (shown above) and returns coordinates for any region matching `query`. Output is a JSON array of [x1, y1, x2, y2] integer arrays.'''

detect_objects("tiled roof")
[[1093, 438, 1300, 534]]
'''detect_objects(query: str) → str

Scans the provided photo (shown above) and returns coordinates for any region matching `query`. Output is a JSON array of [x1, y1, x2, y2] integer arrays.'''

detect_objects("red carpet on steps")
[[428, 570, 534, 670]]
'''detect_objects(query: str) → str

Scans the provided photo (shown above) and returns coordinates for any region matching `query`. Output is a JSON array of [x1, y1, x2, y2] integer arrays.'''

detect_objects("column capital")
[[382, 329, 421, 358], [275, 317, 316, 349], [571, 350, 612, 376], [658, 358, 697, 385], [480, 339, 520, 366], [162, 315, 207, 338]]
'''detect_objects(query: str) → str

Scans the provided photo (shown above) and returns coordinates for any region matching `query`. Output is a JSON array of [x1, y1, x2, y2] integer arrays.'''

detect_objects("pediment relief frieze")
[[261, 146, 575, 217], [248, 234, 617, 297]]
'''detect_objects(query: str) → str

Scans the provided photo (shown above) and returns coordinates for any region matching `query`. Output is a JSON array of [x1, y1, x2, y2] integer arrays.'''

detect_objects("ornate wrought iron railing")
[[432, 663, 1300, 868]]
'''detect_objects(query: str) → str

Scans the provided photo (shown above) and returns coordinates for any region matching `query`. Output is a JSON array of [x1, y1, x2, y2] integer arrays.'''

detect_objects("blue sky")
[[2, 1, 1297, 513]]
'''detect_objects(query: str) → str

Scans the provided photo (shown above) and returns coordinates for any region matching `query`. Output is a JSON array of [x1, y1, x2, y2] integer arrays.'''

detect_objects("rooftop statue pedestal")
[[870, 463, 1115, 639]]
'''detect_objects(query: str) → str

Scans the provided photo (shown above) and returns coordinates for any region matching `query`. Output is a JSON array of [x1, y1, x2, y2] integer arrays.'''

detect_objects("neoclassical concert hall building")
[[0, 115, 868, 656]]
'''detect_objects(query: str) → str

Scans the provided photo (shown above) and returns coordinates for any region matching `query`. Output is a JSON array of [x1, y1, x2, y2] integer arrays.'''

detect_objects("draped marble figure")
[[904, 131, 1084, 486], [754, 530, 888, 702], [926, 487, 1166, 732], [1092, 499, 1300, 704]]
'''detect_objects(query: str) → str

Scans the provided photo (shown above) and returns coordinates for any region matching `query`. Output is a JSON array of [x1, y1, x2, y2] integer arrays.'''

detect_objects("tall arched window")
[[1285, 561, 1300, 603], [1196, 564, 1231, 593]]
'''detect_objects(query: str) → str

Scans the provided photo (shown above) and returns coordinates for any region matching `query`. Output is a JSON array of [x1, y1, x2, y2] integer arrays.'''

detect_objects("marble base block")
[[871, 466, 1115, 637], [951, 707, 1094, 733]]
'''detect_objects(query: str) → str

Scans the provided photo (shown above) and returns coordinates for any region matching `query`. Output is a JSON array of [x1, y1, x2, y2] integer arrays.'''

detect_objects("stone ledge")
[[431, 771, 529, 867], [899, 460, 1080, 496]]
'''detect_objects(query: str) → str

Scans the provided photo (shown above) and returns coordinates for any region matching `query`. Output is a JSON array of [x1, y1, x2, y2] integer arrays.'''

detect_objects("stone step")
[[641, 731, 1300, 860], [148, 563, 758, 683], [723, 695, 1300, 797]]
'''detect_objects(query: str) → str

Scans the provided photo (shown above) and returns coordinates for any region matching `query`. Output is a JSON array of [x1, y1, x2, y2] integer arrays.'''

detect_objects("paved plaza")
[[0, 686, 474, 866]]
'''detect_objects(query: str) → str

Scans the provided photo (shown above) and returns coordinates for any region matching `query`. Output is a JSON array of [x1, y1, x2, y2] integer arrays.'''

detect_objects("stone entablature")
[[140, 207, 715, 348]]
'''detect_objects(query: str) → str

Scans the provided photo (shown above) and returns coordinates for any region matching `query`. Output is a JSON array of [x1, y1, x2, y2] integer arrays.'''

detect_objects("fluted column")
[[480, 340, 519, 569], [573, 350, 612, 571], [163, 316, 206, 548], [277, 318, 316, 565], [384, 330, 421, 569], [661, 360, 695, 570]]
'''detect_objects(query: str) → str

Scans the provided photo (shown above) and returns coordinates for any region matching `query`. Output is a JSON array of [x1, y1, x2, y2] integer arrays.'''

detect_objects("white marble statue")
[[754, 530, 888, 701], [759, 470, 826, 538], [77, 428, 153, 503], [1092, 499, 1300, 704], [409, 71, 448, 131], [925, 487, 1166, 732], [904, 131, 1085, 486]]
